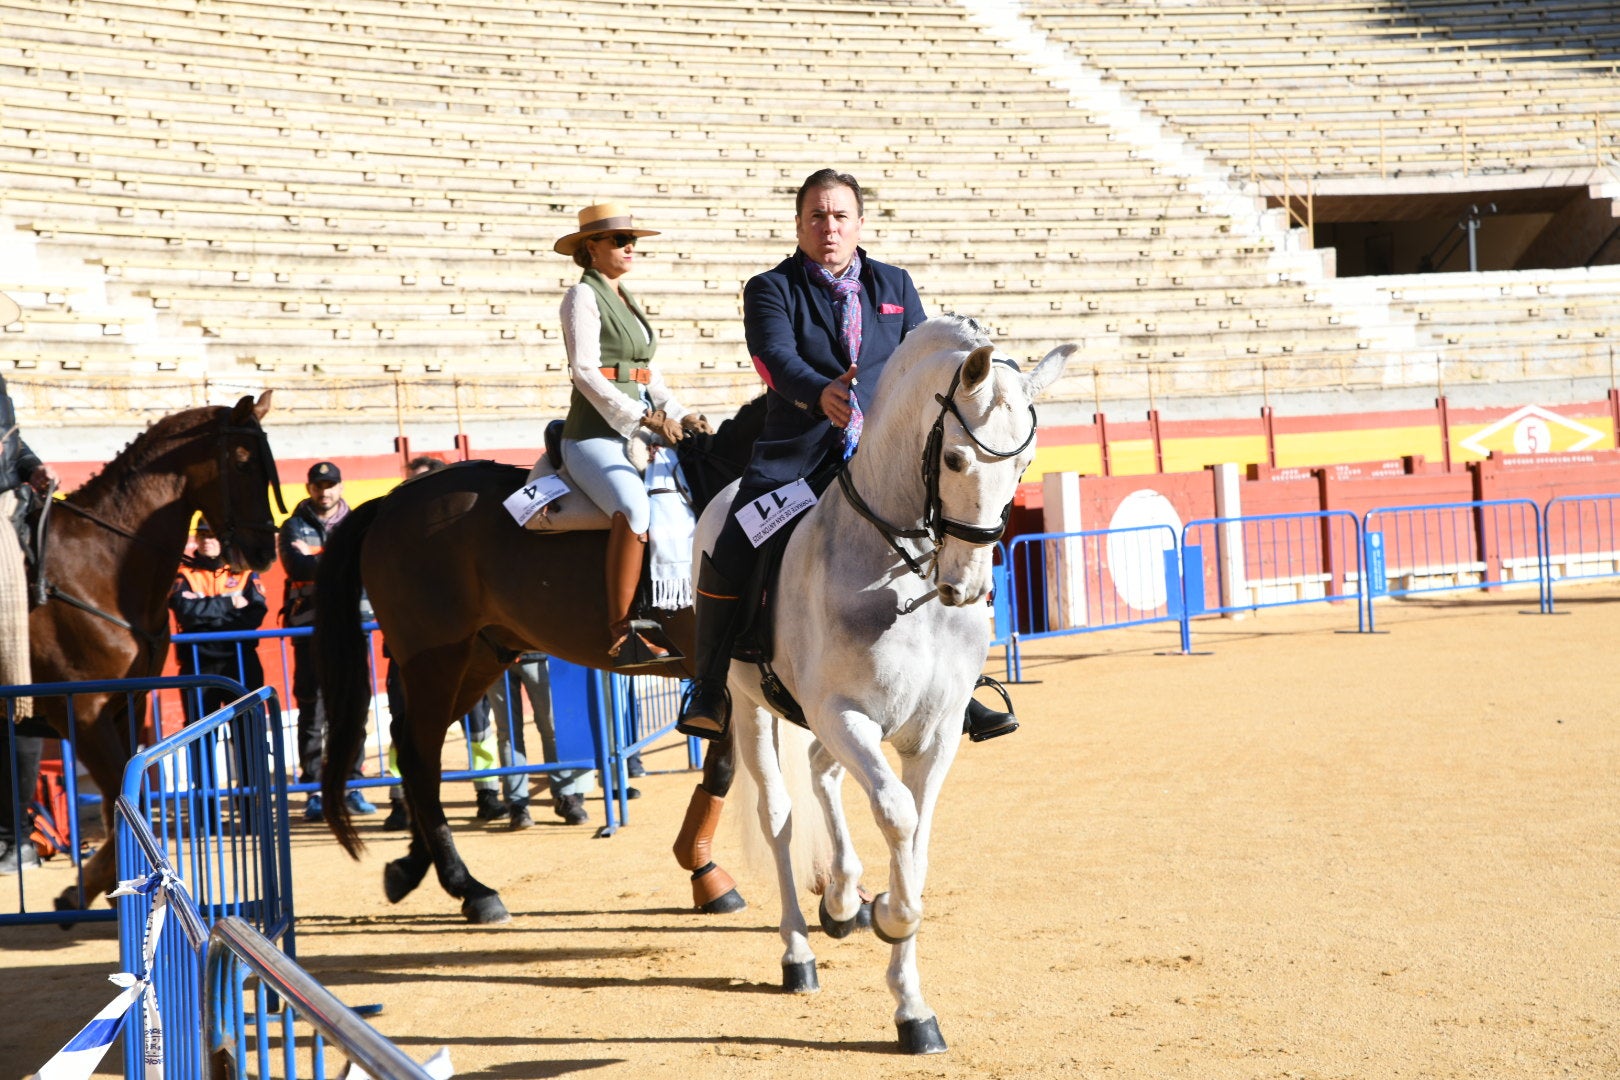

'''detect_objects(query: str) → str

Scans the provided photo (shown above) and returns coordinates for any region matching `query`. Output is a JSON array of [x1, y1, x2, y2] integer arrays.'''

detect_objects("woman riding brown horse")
[[313, 401, 764, 924], [30, 392, 282, 911]]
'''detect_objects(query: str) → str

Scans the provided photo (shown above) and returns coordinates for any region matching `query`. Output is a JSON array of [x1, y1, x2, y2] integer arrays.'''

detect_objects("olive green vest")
[[561, 270, 658, 441]]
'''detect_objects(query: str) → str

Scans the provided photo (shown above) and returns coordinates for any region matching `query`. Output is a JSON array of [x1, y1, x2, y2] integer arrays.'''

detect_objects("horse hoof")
[[53, 891, 82, 930], [460, 893, 510, 925], [781, 960, 819, 994], [699, 888, 746, 914], [869, 892, 915, 945], [818, 895, 872, 940], [896, 1016, 947, 1055], [383, 860, 417, 904]]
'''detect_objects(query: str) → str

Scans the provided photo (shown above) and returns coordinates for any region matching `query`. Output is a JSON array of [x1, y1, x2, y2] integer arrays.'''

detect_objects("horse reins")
[[837, 357, 1035, 586]]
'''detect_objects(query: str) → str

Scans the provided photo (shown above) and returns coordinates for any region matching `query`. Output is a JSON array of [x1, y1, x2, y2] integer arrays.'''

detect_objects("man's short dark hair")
[[406, 455, 447, 474], [796, 169, 864, 217]]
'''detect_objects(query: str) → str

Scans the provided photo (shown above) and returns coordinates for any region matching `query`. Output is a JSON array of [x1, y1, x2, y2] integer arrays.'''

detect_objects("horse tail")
[[314, 496, 384, 859], [729, 717, 833, 899]]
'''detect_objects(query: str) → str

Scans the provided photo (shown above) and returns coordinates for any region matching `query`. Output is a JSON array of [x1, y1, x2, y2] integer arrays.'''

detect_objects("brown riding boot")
[[606, 512, 669, 666]]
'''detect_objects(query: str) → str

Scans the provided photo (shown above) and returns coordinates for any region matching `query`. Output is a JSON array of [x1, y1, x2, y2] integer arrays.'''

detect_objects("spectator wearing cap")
[[278, 461, 373, 820], [170, 518, 268, 724]]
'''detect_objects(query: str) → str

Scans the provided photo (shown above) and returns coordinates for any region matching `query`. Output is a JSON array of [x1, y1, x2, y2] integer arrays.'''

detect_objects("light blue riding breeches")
[[561, 435, 649, 534]]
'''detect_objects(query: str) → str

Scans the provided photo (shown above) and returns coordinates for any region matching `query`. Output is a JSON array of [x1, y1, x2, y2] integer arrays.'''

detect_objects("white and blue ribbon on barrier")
[[32, 869, 172, 1080]]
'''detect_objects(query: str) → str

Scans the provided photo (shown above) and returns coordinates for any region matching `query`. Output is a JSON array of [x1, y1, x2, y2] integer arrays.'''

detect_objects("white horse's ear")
[[962, 345, 994, 392], [1025, 344, 1076, 398]]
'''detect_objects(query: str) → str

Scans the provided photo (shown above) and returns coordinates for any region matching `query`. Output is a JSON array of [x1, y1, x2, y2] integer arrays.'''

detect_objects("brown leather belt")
[[600, 365, 652, 385]]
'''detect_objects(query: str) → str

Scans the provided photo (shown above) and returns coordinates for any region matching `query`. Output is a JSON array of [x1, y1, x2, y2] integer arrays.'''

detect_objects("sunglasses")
[[593, 232, 639, 249]]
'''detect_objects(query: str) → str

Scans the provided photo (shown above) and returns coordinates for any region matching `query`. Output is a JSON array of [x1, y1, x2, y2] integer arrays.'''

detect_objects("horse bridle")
[[838, 357, 1035, 583]]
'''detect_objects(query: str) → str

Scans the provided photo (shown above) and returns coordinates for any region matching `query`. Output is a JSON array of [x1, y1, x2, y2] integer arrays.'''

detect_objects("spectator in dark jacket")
[[278, 460, 373, 820], [170, 519, 267, 723]]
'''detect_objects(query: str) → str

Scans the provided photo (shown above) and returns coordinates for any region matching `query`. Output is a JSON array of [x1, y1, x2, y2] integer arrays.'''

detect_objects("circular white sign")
[[1512, 417, 1552, 455], [1105, 490, 1183, 612]]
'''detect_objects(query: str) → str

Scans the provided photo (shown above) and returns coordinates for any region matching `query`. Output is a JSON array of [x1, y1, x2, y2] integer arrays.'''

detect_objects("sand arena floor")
[[3, 589, 1617, 1079]]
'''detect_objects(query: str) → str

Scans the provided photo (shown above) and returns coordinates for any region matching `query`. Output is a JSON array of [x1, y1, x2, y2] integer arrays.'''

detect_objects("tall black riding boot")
[[677, 554, 742, 740]]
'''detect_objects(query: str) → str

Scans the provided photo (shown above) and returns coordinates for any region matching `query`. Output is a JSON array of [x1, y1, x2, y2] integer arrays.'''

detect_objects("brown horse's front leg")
[[54, 695, 133, 914], [391, 715, 508, 925], [672, 732, 745, 913]]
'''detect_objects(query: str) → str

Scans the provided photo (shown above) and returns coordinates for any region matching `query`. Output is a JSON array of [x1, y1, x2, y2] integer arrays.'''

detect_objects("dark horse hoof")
[[383, 859, 425, 904], [460, 893, 511, 925], [53, 890, 81, 931], [700, 888, 746, 914], [781, 960, 819, 994], [818, 894, 873, 940], [897, 1016, 947, 1055]]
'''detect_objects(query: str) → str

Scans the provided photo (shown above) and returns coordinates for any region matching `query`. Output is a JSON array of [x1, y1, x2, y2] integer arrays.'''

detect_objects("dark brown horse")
[[314, 401, 764, 924], [30, 393, 282, 910]]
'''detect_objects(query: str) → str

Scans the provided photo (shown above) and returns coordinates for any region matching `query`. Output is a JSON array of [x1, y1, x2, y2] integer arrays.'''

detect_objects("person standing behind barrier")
[[170, 519, 267, 724], [483, 653, 600, 827], [0, 290, 59, 874], [279, 461, 374, 822]]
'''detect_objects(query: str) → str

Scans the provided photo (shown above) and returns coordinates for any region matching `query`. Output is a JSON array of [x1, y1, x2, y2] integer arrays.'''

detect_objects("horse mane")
[[66, 405, 225, 508]]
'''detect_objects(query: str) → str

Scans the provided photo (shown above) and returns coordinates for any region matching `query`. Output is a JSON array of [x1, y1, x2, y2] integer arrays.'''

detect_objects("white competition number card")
[[735, 478, 818, 548], [503, 474, 571, 526]]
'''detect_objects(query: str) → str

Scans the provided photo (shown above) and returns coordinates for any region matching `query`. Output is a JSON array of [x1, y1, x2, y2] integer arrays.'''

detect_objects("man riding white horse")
[[676, 168, 1017, 745]]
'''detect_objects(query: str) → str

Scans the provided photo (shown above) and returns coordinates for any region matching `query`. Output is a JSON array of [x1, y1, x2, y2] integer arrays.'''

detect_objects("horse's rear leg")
[[55, 697, 133, 912], [734, 704, 817, 992], [394, 662, 509, 924], [672, 731, 745, 913]]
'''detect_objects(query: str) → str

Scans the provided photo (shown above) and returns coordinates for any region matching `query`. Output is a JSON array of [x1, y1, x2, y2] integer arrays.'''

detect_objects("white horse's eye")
[[943, 449, 970, 473]]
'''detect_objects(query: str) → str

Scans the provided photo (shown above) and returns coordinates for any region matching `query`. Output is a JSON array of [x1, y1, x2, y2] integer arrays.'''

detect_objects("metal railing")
[[1544, 493, 1620, 611], [1362, 499, 1547, 628]]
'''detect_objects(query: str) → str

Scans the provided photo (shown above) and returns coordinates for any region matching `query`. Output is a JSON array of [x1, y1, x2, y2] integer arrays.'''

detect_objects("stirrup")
[[609, 619, 684, 668], [965, 675, 1018, 743], [677, 679, 730, 741]]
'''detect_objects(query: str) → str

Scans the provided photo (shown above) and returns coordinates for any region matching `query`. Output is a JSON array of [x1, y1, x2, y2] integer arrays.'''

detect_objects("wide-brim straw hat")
[[552, 202, 660, 256], [0, 292, 19, 325]]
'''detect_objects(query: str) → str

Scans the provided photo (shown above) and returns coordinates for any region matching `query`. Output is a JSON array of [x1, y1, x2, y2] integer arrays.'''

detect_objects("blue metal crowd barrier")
[[1362, 498, 1548, 629], [1181, 510, 1366, 647], [1543, 493, 1620, 612], [1002, 525, 1183, 680], [0, 674, 256, 927], [116, 685, 294, 1080]]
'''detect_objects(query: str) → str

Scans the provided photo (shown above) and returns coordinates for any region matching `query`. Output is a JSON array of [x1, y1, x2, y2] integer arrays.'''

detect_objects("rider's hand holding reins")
[[681, 413, 713, 436], [820, 364, 859, 428], [641, 409, 686, 446]]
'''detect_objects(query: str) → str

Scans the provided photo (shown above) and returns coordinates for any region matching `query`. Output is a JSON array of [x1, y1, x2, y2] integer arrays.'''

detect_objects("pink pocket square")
[[879, 303, 905, 315]]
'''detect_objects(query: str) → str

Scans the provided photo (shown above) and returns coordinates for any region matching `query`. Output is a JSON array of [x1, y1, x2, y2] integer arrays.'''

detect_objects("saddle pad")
[[520, 455, 613, 533]]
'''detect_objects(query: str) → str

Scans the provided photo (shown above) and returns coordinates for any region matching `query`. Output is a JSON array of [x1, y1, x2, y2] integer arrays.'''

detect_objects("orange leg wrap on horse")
[[673, 784, 723, 871]]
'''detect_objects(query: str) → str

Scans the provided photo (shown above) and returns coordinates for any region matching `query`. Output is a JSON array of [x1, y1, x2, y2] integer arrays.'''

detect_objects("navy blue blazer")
[[740, 248, 926, 489]]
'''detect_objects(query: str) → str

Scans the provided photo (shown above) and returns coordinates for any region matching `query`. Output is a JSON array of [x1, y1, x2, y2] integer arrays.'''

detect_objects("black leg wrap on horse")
[[677, 554, 742, 740], [965, 675, 1019, 742], [782, 959, 820, 994], [897, 1016, 948, 1055]]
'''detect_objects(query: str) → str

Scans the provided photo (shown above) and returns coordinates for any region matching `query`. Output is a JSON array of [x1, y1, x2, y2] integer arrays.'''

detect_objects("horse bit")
[[837, 356, 1035, 611]]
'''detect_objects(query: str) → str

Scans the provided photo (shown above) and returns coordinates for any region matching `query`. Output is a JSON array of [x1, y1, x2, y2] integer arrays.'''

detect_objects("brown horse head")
[[199, 391, 281, 572]]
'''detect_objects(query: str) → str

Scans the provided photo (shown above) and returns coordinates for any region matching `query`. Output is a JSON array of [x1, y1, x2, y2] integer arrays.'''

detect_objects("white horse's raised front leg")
[[808, 741, 869, 938], [734, 704, 818, 993]]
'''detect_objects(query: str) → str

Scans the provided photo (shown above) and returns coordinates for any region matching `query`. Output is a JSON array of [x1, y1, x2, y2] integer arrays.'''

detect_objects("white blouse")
[[559, 282, 687, 440]]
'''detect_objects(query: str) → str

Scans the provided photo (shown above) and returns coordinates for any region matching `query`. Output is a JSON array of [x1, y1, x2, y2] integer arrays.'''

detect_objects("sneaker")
[[345, 790, 378, 815], [508, 802, 534, 831], [0, 838, 40, 875], [474, 789, 509, 821], [304, 794, 324, 822], [381, 801, 409, 832], [626, 753, 647, 778], [554, 793, 589, 825]]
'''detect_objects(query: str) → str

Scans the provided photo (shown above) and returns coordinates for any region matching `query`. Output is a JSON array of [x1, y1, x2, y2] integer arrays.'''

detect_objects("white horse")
[[693, 315, 1073, 1053]]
